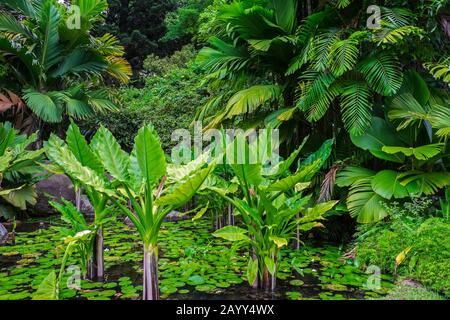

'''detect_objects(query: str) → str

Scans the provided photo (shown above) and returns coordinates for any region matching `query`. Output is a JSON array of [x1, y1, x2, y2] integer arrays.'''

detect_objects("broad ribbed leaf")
[[45, 135, 113, 196], [66, 122, 103, 173], [299, 201, 338, 224], [382, 143, 445, 160], [23, 89, 63, 123], [0, 185, 36, 210], [399, 171, 450, 196], [247, 258, 258, 286], [213, 226, 250, 241], [231, 163, 263, 187], [350, 117, 406, 163], [131, 125, 166, 186], [336, 166, 375, 187], [264, 256, 276, 275], [271, 0, 297, 33], [91, 126, 130, 182], [267, 161, 321, 192], [347, 178, 389, 223], [371, 170, 409, 200], [39, 0, 61, 71], [33, 271, 58, 300], [156, 166, 214, 208]]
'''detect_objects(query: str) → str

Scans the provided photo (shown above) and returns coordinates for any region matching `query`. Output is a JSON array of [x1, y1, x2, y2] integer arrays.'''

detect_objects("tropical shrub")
[[86, 50, 207, 152], [206, 136, 338, 290], [194, 0, 449, 164], [356, 214, 450, 297], [336, 71, 450, 223], [0, 122, 44, 219], [93, 124, 214, 300], [0, 0, 131, 132], [45, 122, 118, 280]]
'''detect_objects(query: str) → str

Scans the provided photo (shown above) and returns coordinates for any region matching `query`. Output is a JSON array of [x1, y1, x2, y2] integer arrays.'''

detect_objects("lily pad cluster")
[[0, 218, 394, 300]]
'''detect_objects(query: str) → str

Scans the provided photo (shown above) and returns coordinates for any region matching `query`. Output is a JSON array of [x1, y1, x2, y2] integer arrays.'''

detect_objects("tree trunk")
[[143, 244, 159, 300]]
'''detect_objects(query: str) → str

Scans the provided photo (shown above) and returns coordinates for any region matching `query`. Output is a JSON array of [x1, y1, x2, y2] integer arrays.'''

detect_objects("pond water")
[[0, 217, 394, 300]]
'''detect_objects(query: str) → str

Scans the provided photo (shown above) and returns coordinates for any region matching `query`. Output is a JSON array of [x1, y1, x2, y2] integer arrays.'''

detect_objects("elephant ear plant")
[[207, 137, 338, 290], [90, 124, 215, 300], [45, 122, 117, 280]]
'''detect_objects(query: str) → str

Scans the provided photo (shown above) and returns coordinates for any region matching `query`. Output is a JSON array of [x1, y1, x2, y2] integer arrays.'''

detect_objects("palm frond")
[[22, 88, 65, 123], [38, 0, 62, 71], [358, 53, 403, 96], [105, 56, 132, 84], [424, 57, 450, 86], [340, 81, 373, 136], [328, 37, 359, 77], [297, 71, 338, 122]]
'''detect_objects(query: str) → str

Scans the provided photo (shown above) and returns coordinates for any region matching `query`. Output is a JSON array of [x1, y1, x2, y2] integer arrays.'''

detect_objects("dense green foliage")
[[0, 0, 449, 302], [87, 46, 207, 152], [0, 0, 131, 132], [356, 199, 450, 297], [0, 122, 44, 219], [96, 0, 178, 69]]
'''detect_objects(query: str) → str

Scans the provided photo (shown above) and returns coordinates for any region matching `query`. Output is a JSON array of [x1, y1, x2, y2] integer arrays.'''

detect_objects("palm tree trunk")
[[143, 244, 159, 300]]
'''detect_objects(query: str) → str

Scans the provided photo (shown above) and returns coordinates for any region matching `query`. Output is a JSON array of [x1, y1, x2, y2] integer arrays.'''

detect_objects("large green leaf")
[[231, 163, 263, 187], [299, 201, 339, 224], [212, 226, 250, 242], [387, 93, 428, 130], [382, 143, 445, 160], [33, 271, 58, 300], [350, 117, 406, 163], [66, 122, 103, 173], [91, 126, 130, 182], [0, 185, 36, 210], [371, 170, 409, 200], [347, 178, 389, 223], [336, 166, 375, 187], [267, 161, 321, 192], [156, 166, 214, 208], [23, 89, 63, 123], [247, 258, 258, 286], [44, 135, 113, 196], [130, 125, 166, 187], [399, 171, 450, 196], [39, 0, 62, 71], [264, 256, 276, 275], [271, 0, 297, 33]]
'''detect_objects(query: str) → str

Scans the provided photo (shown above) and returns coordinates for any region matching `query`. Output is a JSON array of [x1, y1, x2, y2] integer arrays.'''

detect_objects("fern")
[[333, 0, 352, 9]]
